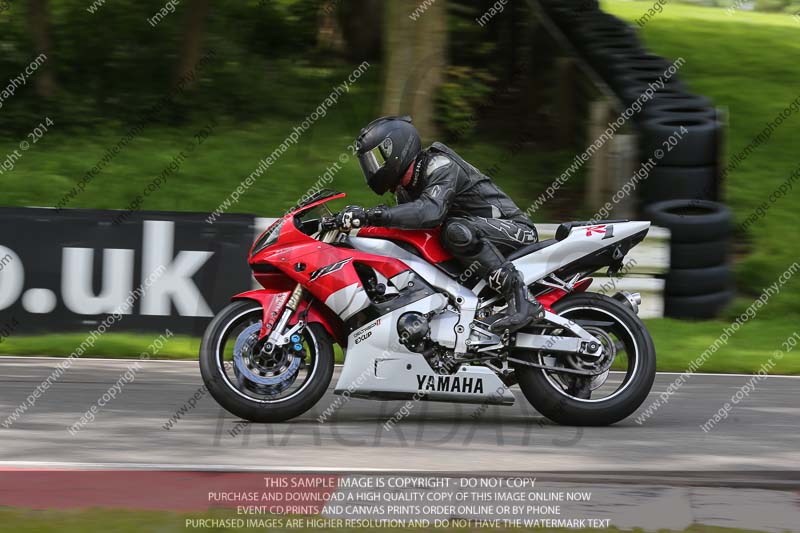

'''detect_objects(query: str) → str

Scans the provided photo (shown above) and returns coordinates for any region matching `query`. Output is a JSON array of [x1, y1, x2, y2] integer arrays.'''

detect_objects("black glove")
[[336, 205, 368, 230], [366, 205, 389, 227]]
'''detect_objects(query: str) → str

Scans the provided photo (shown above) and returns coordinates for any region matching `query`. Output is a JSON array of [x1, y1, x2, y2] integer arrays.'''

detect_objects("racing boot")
[[488, 262, 545, 334]]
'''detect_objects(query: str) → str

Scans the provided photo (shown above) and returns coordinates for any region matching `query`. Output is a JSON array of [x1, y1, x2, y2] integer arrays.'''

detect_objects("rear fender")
[[232, 289, 344, 346]]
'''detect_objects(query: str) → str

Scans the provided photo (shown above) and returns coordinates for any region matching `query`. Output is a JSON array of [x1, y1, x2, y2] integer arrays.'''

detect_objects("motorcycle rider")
[[336, 115, 545, 334]]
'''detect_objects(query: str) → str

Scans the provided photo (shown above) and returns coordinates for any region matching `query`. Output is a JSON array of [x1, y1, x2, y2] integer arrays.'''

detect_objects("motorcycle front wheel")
[[514, 293, 656, 426], [199, 300, 334, 423]]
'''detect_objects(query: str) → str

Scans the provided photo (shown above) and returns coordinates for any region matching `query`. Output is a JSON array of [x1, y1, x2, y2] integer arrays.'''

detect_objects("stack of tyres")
[[538, 1, 732, 318], [539, 0, 601, 23], [638, 113, 722, 206], [537, 0, 722, 206], [611, 56, 721, 208], [645, 200, 734, 319]]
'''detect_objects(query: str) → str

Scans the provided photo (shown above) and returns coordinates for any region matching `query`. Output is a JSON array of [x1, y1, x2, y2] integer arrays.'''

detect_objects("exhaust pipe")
[[613, 291, 641, 315]]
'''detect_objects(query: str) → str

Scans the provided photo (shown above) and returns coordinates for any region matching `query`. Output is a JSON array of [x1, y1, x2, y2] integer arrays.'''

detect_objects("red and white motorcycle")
[[200, 190, 656, 426]]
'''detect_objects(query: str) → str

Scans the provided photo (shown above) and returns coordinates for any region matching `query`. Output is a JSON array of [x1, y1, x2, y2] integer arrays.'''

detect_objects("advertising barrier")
[[0, 207, 254, 335]]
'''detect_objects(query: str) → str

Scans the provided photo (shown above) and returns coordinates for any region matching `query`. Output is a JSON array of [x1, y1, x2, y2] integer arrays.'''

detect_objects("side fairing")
[[348, 236, 479, 354], [251, 218, 411, 323], [324, 283, 371, 322], [334, 294, 515, 405]]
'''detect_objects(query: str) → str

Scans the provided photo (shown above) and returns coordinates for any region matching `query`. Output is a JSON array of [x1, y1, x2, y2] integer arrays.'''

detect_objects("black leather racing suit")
[[379, 142, 538, 268], [373, 142, 543, 332]]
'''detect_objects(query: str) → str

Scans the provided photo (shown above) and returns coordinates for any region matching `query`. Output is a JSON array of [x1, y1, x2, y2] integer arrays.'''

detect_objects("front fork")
[[263, 284, 306, 351], [263, 229, 339, 351]]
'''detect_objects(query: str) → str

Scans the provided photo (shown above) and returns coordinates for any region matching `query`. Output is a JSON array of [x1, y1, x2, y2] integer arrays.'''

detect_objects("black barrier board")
[[0, 207, 255, 335]]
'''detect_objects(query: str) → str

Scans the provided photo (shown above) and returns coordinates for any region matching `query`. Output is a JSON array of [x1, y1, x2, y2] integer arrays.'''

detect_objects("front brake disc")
[[233, 323, 301, 391]]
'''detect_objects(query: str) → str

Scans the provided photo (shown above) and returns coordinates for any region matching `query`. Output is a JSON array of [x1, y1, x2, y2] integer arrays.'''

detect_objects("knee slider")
[[443, 220, 479, 254]]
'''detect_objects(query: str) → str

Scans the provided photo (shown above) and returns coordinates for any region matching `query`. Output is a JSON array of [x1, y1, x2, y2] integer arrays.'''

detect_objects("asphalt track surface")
[[1, 356, 798, 474]]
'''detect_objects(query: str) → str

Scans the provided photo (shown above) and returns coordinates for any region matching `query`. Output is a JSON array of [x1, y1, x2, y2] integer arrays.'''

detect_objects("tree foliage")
[[0, 0, 330, 130]]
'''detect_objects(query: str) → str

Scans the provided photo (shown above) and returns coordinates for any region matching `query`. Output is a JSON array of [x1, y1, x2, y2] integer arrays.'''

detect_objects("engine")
[[396, 312, 430, 353], [397, 309, 458, 357]]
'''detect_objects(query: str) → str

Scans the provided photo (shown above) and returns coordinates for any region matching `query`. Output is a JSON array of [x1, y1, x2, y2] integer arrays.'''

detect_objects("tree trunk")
[[317, 2, 345, 54], [174, 0, 210, 88], [28, 0, 57, 98], [382, 0, 447, 141], [340, 0, 383, 61]]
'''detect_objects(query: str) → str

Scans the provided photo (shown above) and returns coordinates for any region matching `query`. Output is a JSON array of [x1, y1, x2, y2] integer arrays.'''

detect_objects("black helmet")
[[356, 116, 421, 195]]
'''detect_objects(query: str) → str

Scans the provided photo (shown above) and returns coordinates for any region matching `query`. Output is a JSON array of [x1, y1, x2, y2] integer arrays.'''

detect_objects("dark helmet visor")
[[358, 145, 390, 192]]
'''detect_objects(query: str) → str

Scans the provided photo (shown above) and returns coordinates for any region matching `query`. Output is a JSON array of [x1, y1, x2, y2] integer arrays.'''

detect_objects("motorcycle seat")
[[506, 239, 557, 261]]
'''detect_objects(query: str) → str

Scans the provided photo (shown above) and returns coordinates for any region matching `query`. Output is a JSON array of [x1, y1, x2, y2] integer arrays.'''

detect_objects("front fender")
[[232, 289, 292, 340], [231, 289, 344, 347]]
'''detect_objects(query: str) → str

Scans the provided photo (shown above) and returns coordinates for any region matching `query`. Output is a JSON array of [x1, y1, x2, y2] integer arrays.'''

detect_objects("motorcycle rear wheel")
[[199, 300, 334, 423], [514, 293, 656, 426]]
